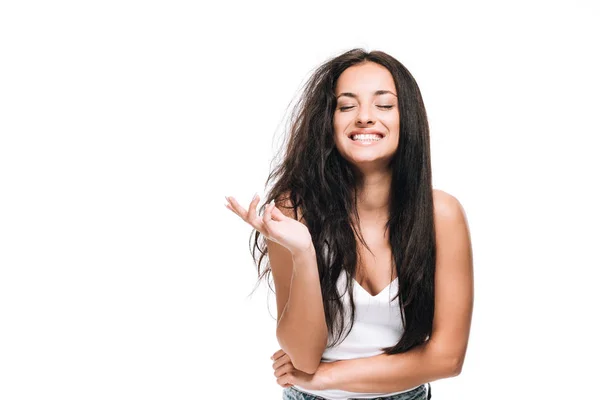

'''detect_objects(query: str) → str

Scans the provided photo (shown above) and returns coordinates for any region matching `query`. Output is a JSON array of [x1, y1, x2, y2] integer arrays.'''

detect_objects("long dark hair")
[[249, 48, 435, 354]]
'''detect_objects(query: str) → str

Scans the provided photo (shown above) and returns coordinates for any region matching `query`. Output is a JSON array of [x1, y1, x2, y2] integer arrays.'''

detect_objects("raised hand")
[[225, 194, 313, 256]]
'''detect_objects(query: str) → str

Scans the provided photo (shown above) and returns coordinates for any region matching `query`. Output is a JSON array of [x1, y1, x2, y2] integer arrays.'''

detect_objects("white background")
[[1, 1, 599, 399]]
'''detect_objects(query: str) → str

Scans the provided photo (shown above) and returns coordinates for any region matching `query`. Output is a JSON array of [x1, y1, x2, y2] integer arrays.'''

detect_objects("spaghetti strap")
[[426, 382, 432, 399]]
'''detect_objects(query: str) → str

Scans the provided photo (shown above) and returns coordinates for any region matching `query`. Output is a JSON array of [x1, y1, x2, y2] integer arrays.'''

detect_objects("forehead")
[[335, 62, 395, 94]]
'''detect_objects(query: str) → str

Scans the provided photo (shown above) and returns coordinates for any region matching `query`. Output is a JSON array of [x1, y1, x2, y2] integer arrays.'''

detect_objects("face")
[[333, 61, 400, 170]]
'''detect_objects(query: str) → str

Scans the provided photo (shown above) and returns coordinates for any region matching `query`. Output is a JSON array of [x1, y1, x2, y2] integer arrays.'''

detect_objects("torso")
[[353, 220, 397, 297], [290, 194, 398, 296]]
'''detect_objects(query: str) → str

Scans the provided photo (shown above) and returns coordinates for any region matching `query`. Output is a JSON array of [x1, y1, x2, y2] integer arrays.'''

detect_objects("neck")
[[354, 168, 392, 224]]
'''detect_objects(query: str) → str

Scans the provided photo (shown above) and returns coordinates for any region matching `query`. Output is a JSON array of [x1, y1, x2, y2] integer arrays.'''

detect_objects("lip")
[[347, 129, 385, 140]]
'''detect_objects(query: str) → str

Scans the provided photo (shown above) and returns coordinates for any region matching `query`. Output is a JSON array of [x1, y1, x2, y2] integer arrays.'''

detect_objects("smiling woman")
[[225, 48, 473, 400], [333, 62, 401, 171]]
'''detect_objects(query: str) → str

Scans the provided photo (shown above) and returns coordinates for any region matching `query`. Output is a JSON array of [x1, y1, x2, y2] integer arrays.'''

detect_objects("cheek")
[[332, 114, 346, 137], [384, 114, 400, 134]]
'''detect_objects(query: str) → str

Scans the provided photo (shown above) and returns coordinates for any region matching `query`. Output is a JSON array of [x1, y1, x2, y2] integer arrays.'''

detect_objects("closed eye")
[[339, 105, 394, 111]]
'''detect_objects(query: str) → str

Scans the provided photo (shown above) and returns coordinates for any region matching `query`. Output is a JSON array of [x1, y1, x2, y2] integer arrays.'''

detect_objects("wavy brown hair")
[[248, 48, 435, 354]]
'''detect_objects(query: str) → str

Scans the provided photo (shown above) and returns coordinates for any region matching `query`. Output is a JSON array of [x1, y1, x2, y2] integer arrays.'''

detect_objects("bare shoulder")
[[432, 188, 471, 264], [432, 188, 467, 222], [432, 188, 471, 266]]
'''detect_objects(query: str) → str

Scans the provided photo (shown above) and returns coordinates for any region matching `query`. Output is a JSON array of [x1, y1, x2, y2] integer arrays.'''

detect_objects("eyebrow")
[[336, 90, 397, 99]]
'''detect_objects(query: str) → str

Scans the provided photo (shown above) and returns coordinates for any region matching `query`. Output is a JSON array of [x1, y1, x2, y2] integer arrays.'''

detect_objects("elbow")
[[289, 341, 327, 374], [427, 340, 465, 378], [278, 346, 321, 375], [291, 358, 320, 375], [295, 341, 328, 375], [428, 343, 464, 378], [276, 328, 327, 375], [447, 355, 464, 377]]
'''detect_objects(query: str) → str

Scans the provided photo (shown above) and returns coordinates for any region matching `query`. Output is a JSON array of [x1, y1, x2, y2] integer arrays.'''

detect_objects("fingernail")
[[252, 193, 258, 200]]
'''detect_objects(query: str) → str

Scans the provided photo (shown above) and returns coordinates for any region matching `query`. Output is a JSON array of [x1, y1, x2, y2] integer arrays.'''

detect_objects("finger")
[[272, 354, 291, 369], [247, 193, 261, 223], [227, 195, 265, 233], [277, 372, 294, 387], [246, 193, 266, 230], [226, 196, 248, 219], [224, 197, 240, 217], [270, 204, 287, 221], [263, 200, 275, 226], [271, 348, 285, 361], [273, 362, 294, 378]]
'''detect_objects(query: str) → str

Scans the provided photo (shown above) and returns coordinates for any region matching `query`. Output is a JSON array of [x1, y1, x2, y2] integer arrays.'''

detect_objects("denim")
[[283, 382, 431, 400]]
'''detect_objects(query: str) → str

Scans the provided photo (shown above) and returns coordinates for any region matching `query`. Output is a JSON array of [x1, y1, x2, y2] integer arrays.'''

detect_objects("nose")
[[355, 105, 375, 125]]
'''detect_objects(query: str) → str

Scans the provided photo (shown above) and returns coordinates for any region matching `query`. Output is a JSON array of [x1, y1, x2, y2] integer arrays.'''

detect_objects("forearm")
[[276, 245, 328, 373], [326, 341, 458, 392]]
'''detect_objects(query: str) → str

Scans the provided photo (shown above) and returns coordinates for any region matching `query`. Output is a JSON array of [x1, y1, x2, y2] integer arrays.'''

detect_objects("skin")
[[334, 61, 400, 227], [332, 61, 401, 292], [267, 62, 474, 392]]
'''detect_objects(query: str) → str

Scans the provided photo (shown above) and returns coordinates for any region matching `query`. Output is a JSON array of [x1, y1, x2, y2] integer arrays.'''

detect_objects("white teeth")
[[351, 133, 383, 141]]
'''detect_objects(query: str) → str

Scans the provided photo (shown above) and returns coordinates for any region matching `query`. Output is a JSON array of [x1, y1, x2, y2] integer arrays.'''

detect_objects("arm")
[[275, 245, 328, 374], [270, 195, 328, 374], [323, 190, 474, 392]]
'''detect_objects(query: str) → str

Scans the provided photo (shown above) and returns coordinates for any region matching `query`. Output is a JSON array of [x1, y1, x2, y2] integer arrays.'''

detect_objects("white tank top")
[[293, 271, 422, 399]]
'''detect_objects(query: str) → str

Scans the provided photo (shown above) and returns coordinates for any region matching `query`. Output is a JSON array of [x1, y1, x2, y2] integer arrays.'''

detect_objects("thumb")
[[270, 205, 288, 221]]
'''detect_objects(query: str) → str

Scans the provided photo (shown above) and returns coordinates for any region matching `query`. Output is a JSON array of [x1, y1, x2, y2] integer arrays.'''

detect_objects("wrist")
[[291, 243, 316, 261]]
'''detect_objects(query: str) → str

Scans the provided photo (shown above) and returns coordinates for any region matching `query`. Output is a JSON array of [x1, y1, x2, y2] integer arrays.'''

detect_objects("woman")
[[225, 48, 473, 400]]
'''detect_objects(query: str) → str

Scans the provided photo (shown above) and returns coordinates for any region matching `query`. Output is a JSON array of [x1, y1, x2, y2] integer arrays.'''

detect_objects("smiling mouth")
[[350, 133, 384, 142]]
